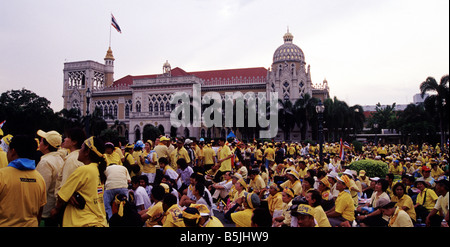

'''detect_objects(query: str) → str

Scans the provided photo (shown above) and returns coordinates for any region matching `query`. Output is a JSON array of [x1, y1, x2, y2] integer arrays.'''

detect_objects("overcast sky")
[[1, 0, 448, 112]]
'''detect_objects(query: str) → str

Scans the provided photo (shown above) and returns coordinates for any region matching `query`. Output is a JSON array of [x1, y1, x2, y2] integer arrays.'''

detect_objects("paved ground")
[[212, 209, 236, 227]]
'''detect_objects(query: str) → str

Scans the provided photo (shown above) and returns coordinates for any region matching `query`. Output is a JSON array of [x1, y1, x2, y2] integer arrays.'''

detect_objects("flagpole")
[[109, 13, 112, 47]]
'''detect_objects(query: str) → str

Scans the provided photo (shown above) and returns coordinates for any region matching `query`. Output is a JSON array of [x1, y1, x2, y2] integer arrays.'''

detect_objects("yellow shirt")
[[56, 150, 84, 196], [203, 146, 216, 165], [218, 145, 232, 172], [264, 147, 275, 161], [142, 151, 157, 173], [124, 152, 136, 166], [204, 216, 224, 227], [388, 207, 413, 227], [267, 192, 284, 215], [249, 174, 266, 192], [170, 147, 191, 169], [416, 188, 439, 211], [389, 164, 403, 175], [145, 201, 164, 227], [163, 204, 185, 227], [0, 166, 47, 227], [255, 149, 263, 161], [105, 152, 122, 166], [334, 190, 355, 221], [0, 150, 8, 168], [313, 205, 331, 227], [231, 208, 254, 227], [154, 144, 170, 160], [58, 163, 107, 227], [391, 194, 416, 221], [280, 179, 302, 196]]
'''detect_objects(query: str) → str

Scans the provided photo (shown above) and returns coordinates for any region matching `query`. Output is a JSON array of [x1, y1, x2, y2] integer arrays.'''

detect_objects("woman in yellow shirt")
[[51, 136, 107, 227], [414, 178, 438, 222], [306, 190, 331, 227], [391, 182, 416, 222], [265, 183, 284, 216]]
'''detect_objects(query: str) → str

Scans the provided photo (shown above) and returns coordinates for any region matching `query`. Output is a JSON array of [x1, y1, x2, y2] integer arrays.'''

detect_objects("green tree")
[[420, 74, 449, 149], [396, 103, 435, 144], [143, 124, 162, 142], [0, 89, 57, 135], [367, 103, 398, 132], [278, 99, 295, 140]]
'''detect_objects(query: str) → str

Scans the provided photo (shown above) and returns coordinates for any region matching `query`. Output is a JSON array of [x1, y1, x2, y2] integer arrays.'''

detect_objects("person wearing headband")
[[51, 136, 108, 227], [181, 204, 223, 227], [225, 192, 261, 227]]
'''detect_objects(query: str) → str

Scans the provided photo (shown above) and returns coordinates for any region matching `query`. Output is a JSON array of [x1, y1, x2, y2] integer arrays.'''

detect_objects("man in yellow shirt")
[[170, 139, 191, 170], [217, 137, 233, 178], [0, 135, 47, 227], [263, 143, 275, 168], [154, 136, 170, 163], [326, 175, 355, 226], [248, 169, 266, 193], [203, 143, 216, 173], [141, 185, 166, 226], [162, 193, 185, 227]]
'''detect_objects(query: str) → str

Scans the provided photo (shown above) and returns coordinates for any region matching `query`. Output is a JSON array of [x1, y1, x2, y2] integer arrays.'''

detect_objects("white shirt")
[[133, 186, 152, 210]]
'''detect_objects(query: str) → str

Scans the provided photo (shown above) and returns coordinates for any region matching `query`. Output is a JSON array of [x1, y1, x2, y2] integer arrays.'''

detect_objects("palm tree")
[[420, 74, 449, 150], [278, 99, 295, 140]]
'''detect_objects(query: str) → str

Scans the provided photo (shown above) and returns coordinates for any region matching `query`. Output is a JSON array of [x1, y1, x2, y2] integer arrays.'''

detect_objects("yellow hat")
[[286, 169, 299, 180], [337, 174, 352, 188], [189, 204, 210, 216], [160, 183, 170, 193], [320, 176, 331, 188], [237, 178, 248, 189], [283, 188, 295, 198], [295, 204, 315, 217], [160, 136, 170, 141], [359, 170, 366, 176], [37, 130, 62, 148]]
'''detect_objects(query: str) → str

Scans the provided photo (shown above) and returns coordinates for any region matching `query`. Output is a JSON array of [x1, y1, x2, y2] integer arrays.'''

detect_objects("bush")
[[348, 159, 389, 178]]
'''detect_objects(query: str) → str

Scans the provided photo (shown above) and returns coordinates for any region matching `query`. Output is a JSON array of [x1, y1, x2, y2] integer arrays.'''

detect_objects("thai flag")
[[343, 141, 351, 149], [0, 120, 5, 128], [111, 14, 122, 33], [339, 138, 345, 160]]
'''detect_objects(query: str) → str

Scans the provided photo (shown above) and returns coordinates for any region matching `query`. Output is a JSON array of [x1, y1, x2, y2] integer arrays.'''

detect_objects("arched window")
[[201, 129, 206, 138], [125, 104, 130, 118], [136, 101, 141, 112]]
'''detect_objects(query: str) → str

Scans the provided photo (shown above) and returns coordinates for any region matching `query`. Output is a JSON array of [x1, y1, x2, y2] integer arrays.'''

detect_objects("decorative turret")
[[104, 47, 115, 87]]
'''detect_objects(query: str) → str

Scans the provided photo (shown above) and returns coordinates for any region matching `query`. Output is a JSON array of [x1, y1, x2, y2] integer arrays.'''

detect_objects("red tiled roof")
[[111, 67, 268, 88]]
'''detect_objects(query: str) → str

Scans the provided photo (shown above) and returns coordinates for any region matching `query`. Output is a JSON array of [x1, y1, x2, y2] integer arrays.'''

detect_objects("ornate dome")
[[273, 30, 304, 64]]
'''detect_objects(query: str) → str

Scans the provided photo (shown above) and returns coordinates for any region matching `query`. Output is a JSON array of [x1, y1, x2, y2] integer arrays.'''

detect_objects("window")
[[136, 101, 141, 112]]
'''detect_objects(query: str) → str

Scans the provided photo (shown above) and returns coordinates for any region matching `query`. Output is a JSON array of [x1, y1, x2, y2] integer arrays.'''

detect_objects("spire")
[[104, 46, 115, 61], [283, 27, 293, 43]]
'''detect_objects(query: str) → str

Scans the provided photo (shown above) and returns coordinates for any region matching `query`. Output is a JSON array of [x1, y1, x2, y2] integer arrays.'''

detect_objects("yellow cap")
[[37, 130, 62, 148]]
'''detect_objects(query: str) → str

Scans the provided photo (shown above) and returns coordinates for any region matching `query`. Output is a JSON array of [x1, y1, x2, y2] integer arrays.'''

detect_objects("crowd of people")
[[0, 126, 448, 227]]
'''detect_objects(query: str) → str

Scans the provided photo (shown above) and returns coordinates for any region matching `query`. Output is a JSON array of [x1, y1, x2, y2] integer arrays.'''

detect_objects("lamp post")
[[316, 100, 325, 167], [85, 87, 92, 137], [373, 123, 379, 146]]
